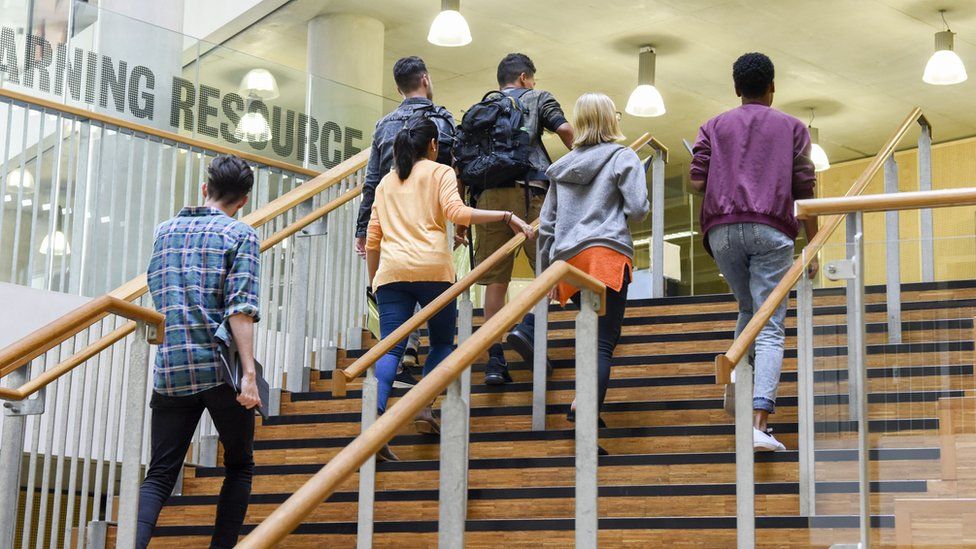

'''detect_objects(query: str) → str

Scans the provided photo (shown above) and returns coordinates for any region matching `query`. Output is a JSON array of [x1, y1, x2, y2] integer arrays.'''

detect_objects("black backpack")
[[385, 104, 455, 166], [455, 90, 533, 193]]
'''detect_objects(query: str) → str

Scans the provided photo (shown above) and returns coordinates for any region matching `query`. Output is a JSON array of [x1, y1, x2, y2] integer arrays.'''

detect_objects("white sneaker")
[[723, 369, 736, 417], [753, 428, 785, 452]]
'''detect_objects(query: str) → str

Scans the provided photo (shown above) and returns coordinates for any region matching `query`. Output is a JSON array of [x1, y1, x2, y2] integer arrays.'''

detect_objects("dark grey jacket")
[[355, 97, 456, 237]]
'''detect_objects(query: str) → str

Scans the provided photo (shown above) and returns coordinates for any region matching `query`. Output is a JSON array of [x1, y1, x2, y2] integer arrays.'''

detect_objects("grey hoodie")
[[538, 143, 650, 271]]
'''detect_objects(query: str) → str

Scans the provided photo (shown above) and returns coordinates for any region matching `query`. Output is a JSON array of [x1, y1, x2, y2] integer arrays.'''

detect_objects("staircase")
[[143, 280, 976, 547]]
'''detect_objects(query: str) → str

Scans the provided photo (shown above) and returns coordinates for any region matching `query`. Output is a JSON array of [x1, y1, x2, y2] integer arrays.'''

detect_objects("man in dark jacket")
[[690, 52, 819, 452], [354, 56, 456, 384]]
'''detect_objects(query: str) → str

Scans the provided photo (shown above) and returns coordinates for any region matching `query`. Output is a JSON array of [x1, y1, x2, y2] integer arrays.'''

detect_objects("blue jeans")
[[375, 281, 457, 413], [708, 222, 794, 413]]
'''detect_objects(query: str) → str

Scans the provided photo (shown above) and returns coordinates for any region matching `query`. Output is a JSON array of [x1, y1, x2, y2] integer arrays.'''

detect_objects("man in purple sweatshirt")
[[690, 52, 819, 452]]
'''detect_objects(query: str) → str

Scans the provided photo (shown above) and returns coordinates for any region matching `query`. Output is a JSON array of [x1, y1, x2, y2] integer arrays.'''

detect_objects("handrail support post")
[[796, 269, 816, 517], [0, 364, 29, 548], [356, 367, 378, 549], [116, 322, 153, 549], [734, 358, 755, 549], [883, 155, 902, 344], [918, 121, 934, 282], [532, 246, 549, 431], [575, 288, 600, 548], [650, 149, 666, 298], [438, 291, 473, 547]]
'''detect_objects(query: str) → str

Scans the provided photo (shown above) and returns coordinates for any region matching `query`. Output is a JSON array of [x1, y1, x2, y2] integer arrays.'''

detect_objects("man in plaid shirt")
[[137, 155, 261, 549]]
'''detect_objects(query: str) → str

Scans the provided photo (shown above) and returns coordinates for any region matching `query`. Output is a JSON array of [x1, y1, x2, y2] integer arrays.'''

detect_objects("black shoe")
[[566, 408, 608, 429], [505, 315, 554, 375], [484, 355, 512, 385], [392, 367, 417, 389], [377, 444, 400, 462]]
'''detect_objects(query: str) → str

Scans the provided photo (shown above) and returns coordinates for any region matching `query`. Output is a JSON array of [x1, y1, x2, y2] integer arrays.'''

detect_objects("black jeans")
[[136, 384, 255, 549], [569, 273, 630, 411]]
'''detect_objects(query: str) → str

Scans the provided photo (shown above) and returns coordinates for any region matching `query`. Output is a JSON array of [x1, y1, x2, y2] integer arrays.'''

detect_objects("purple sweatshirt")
[[690, 104, 816, 255]]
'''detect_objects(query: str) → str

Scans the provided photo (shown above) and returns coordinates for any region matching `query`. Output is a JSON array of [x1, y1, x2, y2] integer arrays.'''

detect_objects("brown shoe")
[[414, 406, 441, 435], [376, 444, 399, 462]]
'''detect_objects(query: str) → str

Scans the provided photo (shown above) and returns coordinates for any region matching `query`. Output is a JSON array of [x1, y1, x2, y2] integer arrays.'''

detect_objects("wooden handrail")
[[110, 149, 370, 303], [0, 87, 319, 177], [236, 261, 605, 548], [331, 133, 653, 396], [795, 188, 976, 219], [260, 185, 362, 252], [714, 107, 927, 383], [0, 296, 163, 400]]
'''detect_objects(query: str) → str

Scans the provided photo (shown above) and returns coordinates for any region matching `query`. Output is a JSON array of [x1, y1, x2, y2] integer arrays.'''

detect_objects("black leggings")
[[570, 273, 630, 411]]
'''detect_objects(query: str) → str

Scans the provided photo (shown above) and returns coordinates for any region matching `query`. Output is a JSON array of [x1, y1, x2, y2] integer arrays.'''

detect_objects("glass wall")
[[0, 0, 398, 295]]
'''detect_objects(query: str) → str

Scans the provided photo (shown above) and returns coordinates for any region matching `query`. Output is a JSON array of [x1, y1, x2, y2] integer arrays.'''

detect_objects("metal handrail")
[[237, 261, 606, 548], [714, 107, 929, 383], [332, 133, 654, 396]]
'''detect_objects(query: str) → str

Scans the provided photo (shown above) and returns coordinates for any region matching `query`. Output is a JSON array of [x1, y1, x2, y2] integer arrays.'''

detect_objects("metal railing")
[[793, 188, 976, 548], [237, 260, 608, 548], [0, 89, 372, 547]]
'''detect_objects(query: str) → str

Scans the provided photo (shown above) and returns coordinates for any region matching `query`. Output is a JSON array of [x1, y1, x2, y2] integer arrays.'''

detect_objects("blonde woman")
[[538, 93, 650, 451]]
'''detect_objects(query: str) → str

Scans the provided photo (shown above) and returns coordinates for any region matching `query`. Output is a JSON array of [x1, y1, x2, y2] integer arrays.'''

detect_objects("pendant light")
[[5, 168, 34, 190], [39, 231, 70, 256], [807, 109, 830, 173], [428, 0, 472, 47], [239, 68, 280, 100], [234, 99, 272, 143], [625, 45, 666, 117], [923, 10, 967, 85]]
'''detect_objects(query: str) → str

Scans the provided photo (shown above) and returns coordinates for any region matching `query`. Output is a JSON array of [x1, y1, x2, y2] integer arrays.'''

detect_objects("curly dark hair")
[[733, 52, 774, 98], [206, 155, 253, 203]]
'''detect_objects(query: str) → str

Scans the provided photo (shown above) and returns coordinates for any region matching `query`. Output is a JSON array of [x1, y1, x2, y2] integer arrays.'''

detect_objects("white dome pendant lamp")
[[923, 10, 967, 85], [807, 109, 830, 173], [625, 45, 666, 117], [428, 0, 472, 47]]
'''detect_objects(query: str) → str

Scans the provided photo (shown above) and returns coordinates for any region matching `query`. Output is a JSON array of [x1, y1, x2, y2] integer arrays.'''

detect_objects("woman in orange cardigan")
[[366, 118, 533, 460]]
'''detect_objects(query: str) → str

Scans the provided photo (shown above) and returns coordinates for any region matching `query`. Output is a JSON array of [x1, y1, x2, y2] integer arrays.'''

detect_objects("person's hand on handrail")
[[807, 256, 819, 279], [506, 212, 535, 240]]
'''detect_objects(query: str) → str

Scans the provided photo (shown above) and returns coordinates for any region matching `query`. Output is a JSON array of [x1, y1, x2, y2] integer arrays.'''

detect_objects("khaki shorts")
[[473, 186, 544, 285]]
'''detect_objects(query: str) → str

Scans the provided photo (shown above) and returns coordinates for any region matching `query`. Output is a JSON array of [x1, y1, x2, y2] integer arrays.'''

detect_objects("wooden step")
[[155, 480, 925, 527], [146, 517, 898, 548]]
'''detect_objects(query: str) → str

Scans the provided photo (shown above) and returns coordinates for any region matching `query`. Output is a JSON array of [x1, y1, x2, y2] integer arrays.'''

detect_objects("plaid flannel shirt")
[[147, 206, 261, 396]]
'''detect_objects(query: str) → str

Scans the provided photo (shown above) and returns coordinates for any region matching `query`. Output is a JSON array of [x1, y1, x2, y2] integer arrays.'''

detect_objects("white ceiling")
[[215, 0, 976, 168]]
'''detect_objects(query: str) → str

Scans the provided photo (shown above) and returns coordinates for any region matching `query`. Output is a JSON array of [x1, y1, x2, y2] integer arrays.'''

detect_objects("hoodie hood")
[[545, 143, 625, 186]]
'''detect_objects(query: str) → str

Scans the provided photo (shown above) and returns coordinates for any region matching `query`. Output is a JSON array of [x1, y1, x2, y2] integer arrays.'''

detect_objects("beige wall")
[[817, 135, 976, 287]]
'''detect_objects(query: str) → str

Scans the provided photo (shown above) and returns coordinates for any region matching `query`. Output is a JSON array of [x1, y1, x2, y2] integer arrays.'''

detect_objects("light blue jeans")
[[708, 222, 794, 413]]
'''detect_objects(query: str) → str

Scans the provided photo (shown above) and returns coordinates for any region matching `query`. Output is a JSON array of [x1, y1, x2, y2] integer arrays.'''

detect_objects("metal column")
[[734, 359, 755, 549], [850, 212, 871, 549], [0, 366, 29, 548], [883, 156, 902, 344], [650, 150, 666, 298], [285, 200, 313, 393], [796, 271, 816, 517], [532, 246, 549, 431], [844, 217, 861, 420], [917, 122, 934, 282], [574, 289, 600, 548], [357, 367, 378, 549], [116, 323, 153, 549], [438, 291, 474, 547]]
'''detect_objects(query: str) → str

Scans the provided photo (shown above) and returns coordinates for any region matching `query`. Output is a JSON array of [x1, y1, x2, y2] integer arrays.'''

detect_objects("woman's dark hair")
[[393, 118, 438, 180]]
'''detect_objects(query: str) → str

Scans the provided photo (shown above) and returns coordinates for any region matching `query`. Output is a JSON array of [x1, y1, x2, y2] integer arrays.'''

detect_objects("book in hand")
[[216, 338, 271, 420]]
